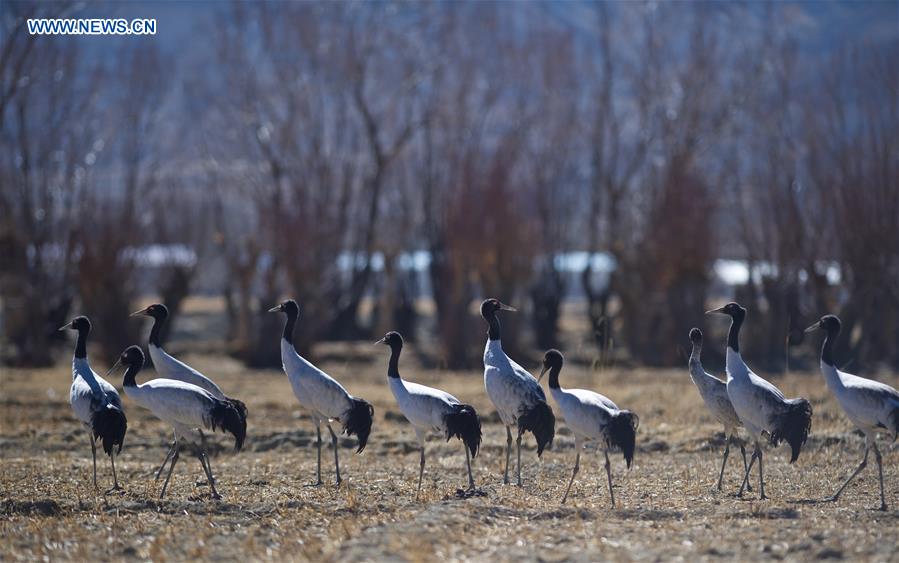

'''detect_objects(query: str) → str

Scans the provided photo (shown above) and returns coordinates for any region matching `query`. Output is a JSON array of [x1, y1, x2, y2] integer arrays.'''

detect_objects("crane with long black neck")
[[538, 349, 638, 507], [269, 299, 374, 486], [110, 345, 245, 500], [131, 303, 247, 481], [806, 314, 898, 510], [60, 316, 127, 493], [687, 328, 751, 491], [481, 298, 555, 486], [707, 302, 812, 499], [376, 331, 481, 497]]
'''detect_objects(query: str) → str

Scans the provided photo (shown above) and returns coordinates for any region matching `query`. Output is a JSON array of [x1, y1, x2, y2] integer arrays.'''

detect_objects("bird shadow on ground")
[[613, 508, 685, 521], [453, 487, 488, 499], [788, 497, 832, 506]]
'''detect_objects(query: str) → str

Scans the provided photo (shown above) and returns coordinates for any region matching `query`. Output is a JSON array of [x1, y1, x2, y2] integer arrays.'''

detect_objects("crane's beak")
[[373, 337, 386, 345], [58, 321, 73, 331], [499, 303, 517, 312], [804, 321, 821, 333], [105, 357, 122, 378], [267, 305, 281, 313], [705, 306, 726, 315], [537, 364, 548, 382], [129, 307, 150, 317]]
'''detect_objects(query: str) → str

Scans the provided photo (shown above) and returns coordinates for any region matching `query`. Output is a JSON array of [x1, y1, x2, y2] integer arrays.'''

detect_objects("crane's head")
[[705, 302, 745, 320], [130, 303, 168, 320], [106, 345, 145, 377], [120, 345, 145, 367], [538, 348, 564, 382], [375, 331, 403, 348], [480, 298, 516, 319], [689, 328, 703, 344], [59, 316, 91, 333], [268, 299, 299, 316], [805, 314, 841, 335]]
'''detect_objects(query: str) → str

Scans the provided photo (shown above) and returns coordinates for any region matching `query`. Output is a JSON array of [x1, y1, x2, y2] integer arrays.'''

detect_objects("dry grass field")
[[2, 332, 898, 561]]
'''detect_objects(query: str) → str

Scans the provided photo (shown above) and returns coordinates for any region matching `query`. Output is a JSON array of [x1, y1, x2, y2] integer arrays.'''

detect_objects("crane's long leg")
[[738, 442, 759, 497], [415, 429, 426, 499], [160, 449, 180, 499], [873, 442, 886, 511], [515, 430, 523, 487], [757, 446, 767, 500], [604, 449, 616, 508], [464, 444, 475, 490], [561, 452, 580, 504], [740, 442, 752, 492], [716, 437, 731, 491], [105, 448, 123, 494], [503, 426, 512, 485], [327, 424, 342, 485], [155, 437, 178, 481], [197, 449, 215, 488], [197, 449, 221, 500], [561, 438, 581, 504], [306, 418, 323, 487], [827, 440, 869, 502], [90, 434, 98, 490]]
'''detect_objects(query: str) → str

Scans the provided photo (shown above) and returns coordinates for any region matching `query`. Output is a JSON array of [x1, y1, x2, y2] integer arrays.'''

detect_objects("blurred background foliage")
[[1, 1, 896, 371]]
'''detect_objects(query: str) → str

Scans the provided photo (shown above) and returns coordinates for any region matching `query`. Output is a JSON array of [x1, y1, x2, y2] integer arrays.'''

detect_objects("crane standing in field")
[[61, 316, 128, 493], [131, 303, 248, 481], [806, 314, 899, 510], [377, 331, 482, 497], [111, 345, 245, 499], [269, 299, 374, 486], [538, 349, 638, 506], [481, 298, 555, 486], [687, 328, 751, 491], [707, 302, 813, 499]]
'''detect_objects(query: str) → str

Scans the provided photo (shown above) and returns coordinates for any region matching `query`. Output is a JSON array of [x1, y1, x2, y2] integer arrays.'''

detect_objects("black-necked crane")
[[706, 302, 812, 499], [537, 349, 637, 506], [481, 298, 555, 486], [269, 299, 374, 486], [131, 303, 248, 480], [806, 314, 898, 510], [376, 331, 481, 497], [110, 345, 245, 500], [688, 328, 751, 491], [60, 316, 127, 493]]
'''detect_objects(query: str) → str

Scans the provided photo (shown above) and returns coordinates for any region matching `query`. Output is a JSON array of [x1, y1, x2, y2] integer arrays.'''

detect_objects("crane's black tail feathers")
[[770, 398, 812, 463], [605, 410, 639, 468], [444, 404, 482, 458], [518, 400, 555, 457], [208, 399, 247, 451], [344, 397, 374, 453], [226, 396, 249, 421], [91, 404, 127, 456]]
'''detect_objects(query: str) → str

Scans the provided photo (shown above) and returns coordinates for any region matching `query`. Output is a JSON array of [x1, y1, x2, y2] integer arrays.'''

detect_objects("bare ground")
[[2, 347, 898, 562]]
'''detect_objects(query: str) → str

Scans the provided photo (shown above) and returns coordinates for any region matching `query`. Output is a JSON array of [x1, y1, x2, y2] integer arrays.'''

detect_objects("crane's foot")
[[304, 480, 323, 488], [104, 484, 125, 495], [879, 502, 887, 511], [210, 491, 222, 501]]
